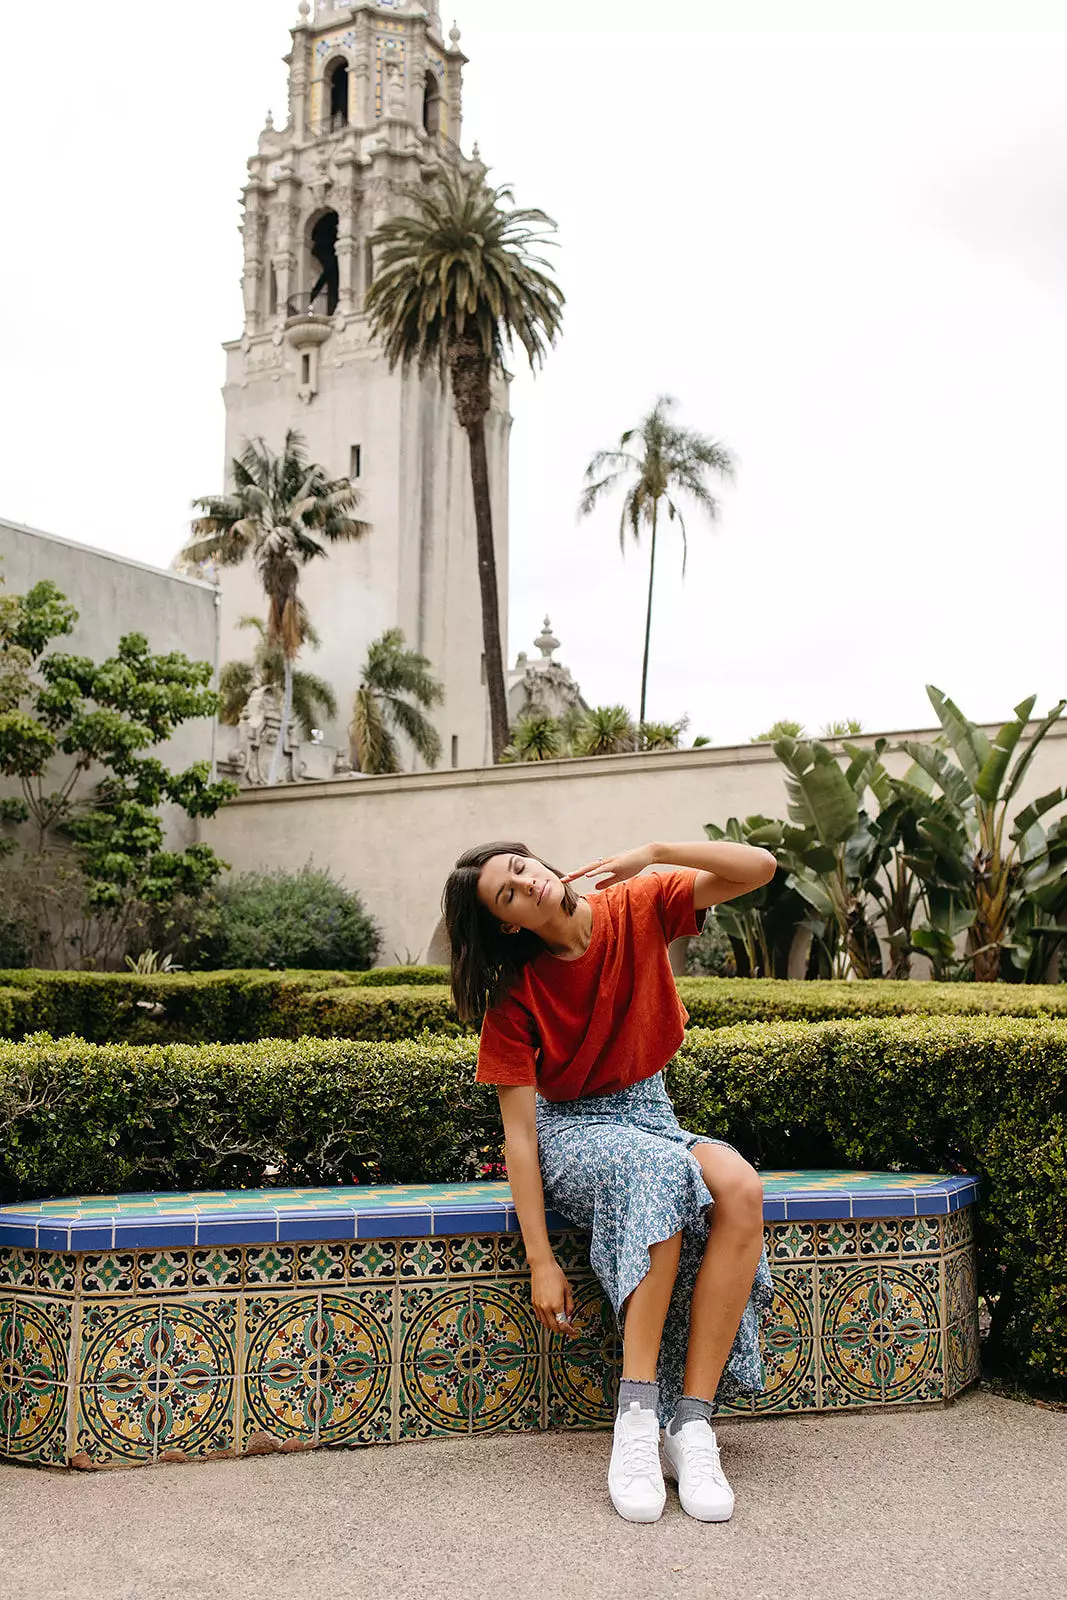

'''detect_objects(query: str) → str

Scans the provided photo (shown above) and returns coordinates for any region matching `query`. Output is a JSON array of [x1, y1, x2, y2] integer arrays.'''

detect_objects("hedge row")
[[0, 970, 1063, 1045], [1, 1017, 1063, 1394]]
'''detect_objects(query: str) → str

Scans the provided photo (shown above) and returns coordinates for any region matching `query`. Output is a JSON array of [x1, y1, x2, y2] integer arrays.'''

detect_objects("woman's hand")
[[531, 1258, 577, 1336], [559, 845, 655, 888]]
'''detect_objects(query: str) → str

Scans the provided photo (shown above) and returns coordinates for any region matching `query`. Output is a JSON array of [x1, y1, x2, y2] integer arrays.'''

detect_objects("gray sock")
[[618, 1378, 659, 1416], [667, 1394, 716, 1436]]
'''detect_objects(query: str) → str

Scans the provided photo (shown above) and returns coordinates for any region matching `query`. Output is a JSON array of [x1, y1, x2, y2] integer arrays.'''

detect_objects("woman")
[[442, 836, 777, 1525]]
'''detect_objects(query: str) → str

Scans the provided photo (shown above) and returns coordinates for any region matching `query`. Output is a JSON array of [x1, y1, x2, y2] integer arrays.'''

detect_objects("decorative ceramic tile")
[[4, 1376, 68, 1465], [546, 1276, 618, 1429], [447, 1235, 495, 1276], [397, 1282, 472, 1439], [76, 1377, 157, 1466], [900, 1215, 942, 1255], [190, 1248, 242, 1290], [495, 1234, 529, 1275], [80, 1252, 135, 1296], [756, 1265, 816, 1413], [158, 1297, 239, 1381], [34, 1252, 77, 1295], [769, 1222, 816, 1261], [242, 1293, 320, 1451], [818, 1263, 885, 1404], [155, 1376, 235, 1462], [399, 1238, 448, 1279], [296, 1242, 347, 1285], [0, 1248, 36, 1289], [136, 1250, 191, 1293], [79, 1301, 161, 1389], [548, 1232, 591, 1275], [859, 1219, 900, 1257], [817, 1220, 858, 1259], [8, 1296, 72, 1387], [244, 1245, 295, 1287], [877, 1264, 943, 1402], [314, 1288, 394, 1447], [946, 1248, 981, 1395], [348, 1240, 397, 1282], [944, 1207, 975, 1253]]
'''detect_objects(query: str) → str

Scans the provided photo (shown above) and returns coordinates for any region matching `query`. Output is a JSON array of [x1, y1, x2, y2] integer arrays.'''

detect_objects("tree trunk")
[[466, 417, 510, 763], [268, 656, 294, 784], [639, 499, 659, 729]]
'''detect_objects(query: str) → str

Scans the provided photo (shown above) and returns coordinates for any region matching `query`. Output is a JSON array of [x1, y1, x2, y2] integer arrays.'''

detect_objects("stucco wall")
[[0, 518, 219, 847], [199, 722, 1067, 967]]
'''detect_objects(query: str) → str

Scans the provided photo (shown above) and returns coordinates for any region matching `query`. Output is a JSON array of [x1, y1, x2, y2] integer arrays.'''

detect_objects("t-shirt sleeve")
[[642, 867, 707, 943], [476, 992, 540, 1087]]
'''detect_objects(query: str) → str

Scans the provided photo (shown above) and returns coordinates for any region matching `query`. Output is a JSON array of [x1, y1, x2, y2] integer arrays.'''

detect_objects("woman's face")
[[478, 851, 565, 932]]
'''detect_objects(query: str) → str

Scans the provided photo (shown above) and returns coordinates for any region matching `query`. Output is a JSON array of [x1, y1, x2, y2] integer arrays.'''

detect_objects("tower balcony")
[[284, 295, 335, 346]]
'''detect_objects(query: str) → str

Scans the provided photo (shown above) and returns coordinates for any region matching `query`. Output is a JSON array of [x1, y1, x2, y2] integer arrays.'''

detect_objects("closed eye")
[[508, 858, 524, 902]]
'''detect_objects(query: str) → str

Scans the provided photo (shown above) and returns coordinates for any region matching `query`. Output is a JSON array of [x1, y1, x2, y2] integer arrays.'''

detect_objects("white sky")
[[2, 0, 1065, 746]]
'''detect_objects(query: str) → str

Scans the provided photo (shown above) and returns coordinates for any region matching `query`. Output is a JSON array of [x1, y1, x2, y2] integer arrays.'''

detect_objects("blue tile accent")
[[356, 1211, 432, 1240], [761, 1197, 787, 1221], [37, 1225, 73, 1251], [197, 1217, 278, 1246], [783, 1197, 854, 1221], [276, 1212, 358, 1242], [431, 1208, 510, 1235], [67, 1224, 116, 1251], [0, 1224, 43, 1248], [115, 1223, 197, 1249]]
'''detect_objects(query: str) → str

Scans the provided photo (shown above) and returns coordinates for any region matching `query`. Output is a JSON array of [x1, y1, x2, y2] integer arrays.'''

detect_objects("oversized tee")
[[475, 867, 707, 1102]]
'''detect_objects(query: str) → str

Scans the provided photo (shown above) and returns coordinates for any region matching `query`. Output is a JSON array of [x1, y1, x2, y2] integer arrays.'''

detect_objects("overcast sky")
[[2, 0, 1064, 745]]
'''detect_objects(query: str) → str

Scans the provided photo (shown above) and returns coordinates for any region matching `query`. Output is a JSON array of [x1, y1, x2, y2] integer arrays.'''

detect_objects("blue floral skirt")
[[535, 1068, 774, 1428]]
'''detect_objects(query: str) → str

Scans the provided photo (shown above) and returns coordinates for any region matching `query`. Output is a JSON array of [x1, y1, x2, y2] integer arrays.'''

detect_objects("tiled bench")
[[0, 1170, 981, 1469]]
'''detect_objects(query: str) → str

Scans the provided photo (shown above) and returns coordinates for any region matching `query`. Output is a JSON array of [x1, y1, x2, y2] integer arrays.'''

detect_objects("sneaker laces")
[[618, 1430, 661, 1483], [677, 1428, 727, 1486]]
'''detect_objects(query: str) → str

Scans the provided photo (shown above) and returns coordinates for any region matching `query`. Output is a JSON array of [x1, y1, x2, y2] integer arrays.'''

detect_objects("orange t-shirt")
[[475, 867, 706, 1103]]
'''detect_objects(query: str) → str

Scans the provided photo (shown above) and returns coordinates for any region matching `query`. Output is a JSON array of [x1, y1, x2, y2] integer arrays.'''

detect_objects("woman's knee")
[[694, 1147, 765, 1230]]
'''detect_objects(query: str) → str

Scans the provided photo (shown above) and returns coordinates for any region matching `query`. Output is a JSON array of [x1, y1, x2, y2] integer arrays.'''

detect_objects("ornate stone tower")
[[217, 0, 511, 771]]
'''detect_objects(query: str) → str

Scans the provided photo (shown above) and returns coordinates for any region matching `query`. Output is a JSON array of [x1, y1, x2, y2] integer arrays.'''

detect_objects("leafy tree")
[[639, 716, 689, 751], [365, 166, 564, 764], [750, 718, 805, 743], [184, 430, 368, 784], [219, 614, 337, 740], [499, 711, 564, 764], [0, 580, 235, 968], [571, 704, 637, 757], [349, 627, 444, 775], [579, 395, 735, 726], [702, 816, 814, 977], [194, 864, 380, 970], [821, 717, 864, 738], [897, 687, 1066, 982]]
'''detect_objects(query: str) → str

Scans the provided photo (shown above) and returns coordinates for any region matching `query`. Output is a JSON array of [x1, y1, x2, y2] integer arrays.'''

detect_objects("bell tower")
[[217, 1, 512, 772]]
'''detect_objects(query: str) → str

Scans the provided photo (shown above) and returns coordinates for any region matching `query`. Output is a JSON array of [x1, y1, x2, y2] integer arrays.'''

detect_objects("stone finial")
[[264, 109, 274, 130], [297, 1, 310, 16], [534, 616, 560, 660], [449, 21, 461, 46]]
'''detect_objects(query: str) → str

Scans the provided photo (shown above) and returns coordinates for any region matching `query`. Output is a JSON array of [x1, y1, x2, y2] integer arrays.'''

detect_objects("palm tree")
[[219, 615, 337, 740], [364, 165, 564, 764], [579, 396, 735, 726], [349, 627, 444, 775], [184, 430, 368, 784]]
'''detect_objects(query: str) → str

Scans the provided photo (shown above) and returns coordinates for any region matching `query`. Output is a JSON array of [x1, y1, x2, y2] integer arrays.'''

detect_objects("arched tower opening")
[[325, 58, 349, 131], [306, 209, 340, 315], [422, 69, 442, 137]]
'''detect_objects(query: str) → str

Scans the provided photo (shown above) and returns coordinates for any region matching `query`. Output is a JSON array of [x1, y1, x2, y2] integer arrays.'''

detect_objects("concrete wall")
[[0, 518, 219, 847], [199, 721, 1067, 966]]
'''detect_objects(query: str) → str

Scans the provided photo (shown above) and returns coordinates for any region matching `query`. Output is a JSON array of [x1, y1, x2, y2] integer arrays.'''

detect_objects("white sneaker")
[[607, 1401, 666, 1522], [661, 1417, 734, 1521]]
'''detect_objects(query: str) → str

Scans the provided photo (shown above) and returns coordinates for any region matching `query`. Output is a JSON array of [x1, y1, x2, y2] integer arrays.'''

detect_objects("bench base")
[[0, 1209, 980, 1469]]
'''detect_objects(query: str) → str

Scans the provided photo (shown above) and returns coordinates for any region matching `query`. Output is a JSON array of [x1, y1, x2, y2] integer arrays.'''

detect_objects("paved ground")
[[1, 1389, 1063, 1600]]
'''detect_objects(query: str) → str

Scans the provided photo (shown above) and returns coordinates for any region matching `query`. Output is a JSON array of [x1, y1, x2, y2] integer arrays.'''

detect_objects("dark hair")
[[442, 840, 581, 1023]]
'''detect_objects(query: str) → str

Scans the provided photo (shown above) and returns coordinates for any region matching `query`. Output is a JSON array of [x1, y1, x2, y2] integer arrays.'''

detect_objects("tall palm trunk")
[[639, 498, 660, 727], [452, 342, 509, 764], [268, 655, 294, 785]]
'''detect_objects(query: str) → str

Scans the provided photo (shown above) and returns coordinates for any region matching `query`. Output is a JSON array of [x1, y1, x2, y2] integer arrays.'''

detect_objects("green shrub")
[[0, 971, 1064, 1045], [192, 864, 382, 971], [0, 1017, 1063, 1394]]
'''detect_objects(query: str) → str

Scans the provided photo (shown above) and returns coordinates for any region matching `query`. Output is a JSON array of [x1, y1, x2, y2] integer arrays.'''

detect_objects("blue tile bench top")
[[0, 1169, 979, 1250]]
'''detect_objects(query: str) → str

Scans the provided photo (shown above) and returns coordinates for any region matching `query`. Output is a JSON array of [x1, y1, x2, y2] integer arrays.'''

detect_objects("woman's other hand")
[[531, 1258, 577, 1336], [559, 845, 654, 887]]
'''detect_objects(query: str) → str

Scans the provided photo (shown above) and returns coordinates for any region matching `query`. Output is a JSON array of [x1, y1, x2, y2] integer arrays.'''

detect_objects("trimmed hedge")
[[0, 1017, 1063, 1394], [0, 970, 1062, 1045]]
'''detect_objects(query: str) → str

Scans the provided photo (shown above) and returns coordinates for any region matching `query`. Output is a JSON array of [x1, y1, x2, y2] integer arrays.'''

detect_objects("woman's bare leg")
[[620, 1230, 683, 1381], [682, 1145, 765, 1400]]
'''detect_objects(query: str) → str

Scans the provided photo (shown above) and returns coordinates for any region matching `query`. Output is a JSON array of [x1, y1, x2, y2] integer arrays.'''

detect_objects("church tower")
[[218, 0, 511, 771]]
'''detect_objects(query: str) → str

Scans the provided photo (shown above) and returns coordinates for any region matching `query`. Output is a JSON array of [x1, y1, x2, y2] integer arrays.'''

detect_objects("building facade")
[[213, 0, 511, 771]]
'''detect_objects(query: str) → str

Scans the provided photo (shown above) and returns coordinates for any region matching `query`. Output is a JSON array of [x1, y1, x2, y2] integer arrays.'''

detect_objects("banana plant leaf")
[[926, 685, 991, 786], [974, 696, 1035, 805], [773, 737, 859, 846], [1001, 697, 1066, 808], [899, 741, 973, 816]]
